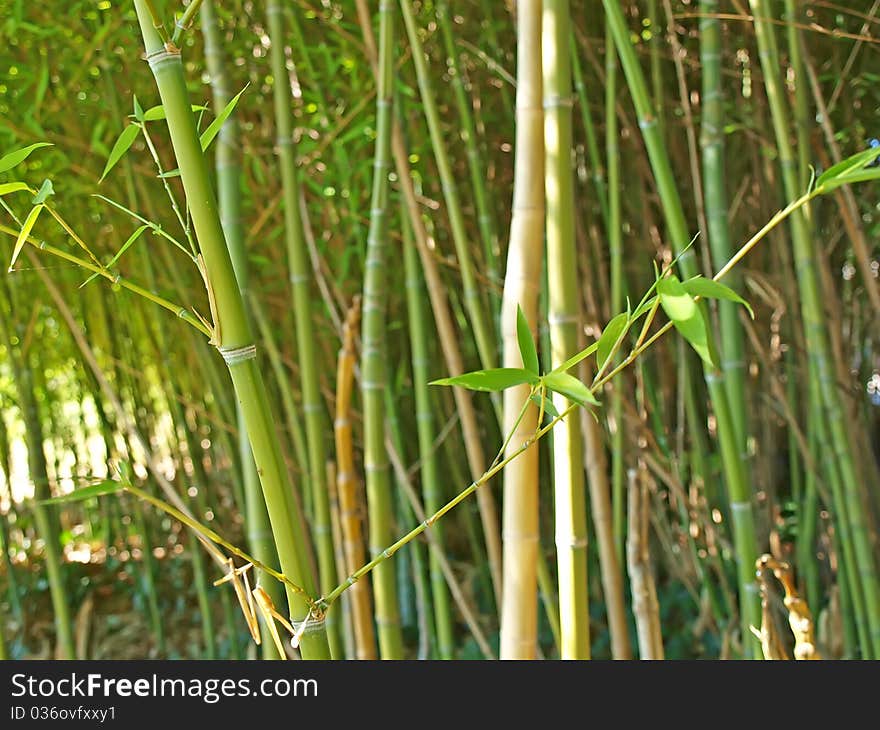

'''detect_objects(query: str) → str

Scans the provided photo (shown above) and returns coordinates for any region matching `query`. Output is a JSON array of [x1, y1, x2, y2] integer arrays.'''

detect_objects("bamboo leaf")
[[632, 295, 658, 320], [100, 123, 140, 183], [133, 95, 145, 122], [682, 276, 754, 319], [516, 304, 539, 374], [597, 312, 629, 371], [32, 178, 54, 204], [658, 276, 718, 368], [157, 168, 181, 179], [0, 182, 32, 197], [142, 103, 209, 122], [430, 367, 538, 392], [200, 85, 248, 151], [818, 167, 880, 192], [8, 204, 43, 271], [542, 371, 600, 407], [39, 480, 125, 506], [815, 146, 880, 189], [80, 224, 149, 288], [551, 341, 599, 375], [529, 392, 560, 419], [0, 142, 52, 174]]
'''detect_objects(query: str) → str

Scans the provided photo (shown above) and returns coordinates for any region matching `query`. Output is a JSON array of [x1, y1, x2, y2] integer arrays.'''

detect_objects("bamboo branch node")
[[145, 47, 181, 72], [290, 613, 326, 649], [542, 94, 575, 109], [218, 343, 257, 365], [555, 536, 588, 549]]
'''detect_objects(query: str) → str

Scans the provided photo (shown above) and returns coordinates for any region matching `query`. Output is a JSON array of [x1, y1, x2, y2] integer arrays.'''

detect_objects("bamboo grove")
[[0, 0, 878, 660]]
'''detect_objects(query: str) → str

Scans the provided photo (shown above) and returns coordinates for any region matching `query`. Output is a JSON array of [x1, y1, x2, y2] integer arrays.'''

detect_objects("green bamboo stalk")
[[436, 0, 501, 320], [133, 0, 330, 659], [604, 0, 761, 656], [358, 0, 403, 659], [748, 0, 880, 658], [0, 279, 74, 660], [499, 0, 543, 660], [543, 0, 589, 660], [264, 0, 340, 658], [403, 213, 454, 658], [202, 0, 283, 659], [605, 17, 627, 570], [699, 0, 747, 450], [399, 0, 498, 383]]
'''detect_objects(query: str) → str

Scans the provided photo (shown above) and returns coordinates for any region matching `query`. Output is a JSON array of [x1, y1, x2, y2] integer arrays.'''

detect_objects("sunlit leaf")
[[529, 392, 560, 419], [0, 182, 32, 197], [80, 224, 149, 288], [200, 85, 248, 151], [9, 204, 43, 271], [816, 146, 880, 189], [32, 178, 54, 204], [597, 312, 629, 371], [551, 341, 599, 375], [542, 371, 599, 406], [100, 123, 140, 183], [682, 276, 754, 319], [39, 480, 125, 506], [430, 367, 538, 392], [658, 276, 718, 368], [818, 166, 880, 192], [0, 142, 52, 175], [516, 304, 539, 374]]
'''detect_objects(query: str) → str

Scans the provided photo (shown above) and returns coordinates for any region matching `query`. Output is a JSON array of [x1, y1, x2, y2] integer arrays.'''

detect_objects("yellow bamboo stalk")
[[499, 0, 543, 660], [334, 297, 377, 660]]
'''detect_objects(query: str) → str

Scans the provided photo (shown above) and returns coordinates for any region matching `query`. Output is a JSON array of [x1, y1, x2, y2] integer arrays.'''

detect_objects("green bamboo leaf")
[[516, 304, 539, 374], [597, 312, 629, 371], [529, 392, 560, 419], [818, 167, 880, 192], [0, 182, 32, 197], [133, 95, 145, 122], [551, 341, 599, 375], [8, 204, 43, 271], [32, 178, 54, 204], [0, 142, 52, 174], [80, 224, 149, 288], [682, 276, 754, 319], [142, 103, 210, 122], [430, 367, 538, 392], [632, 295, 658, 320], [658, 276, 718, 368], [199, 85, 248, 151], [39, 480, 125, 506], [815, 146, 880, 189], [542, 371, 599, 407], [157, 168, 181, 179], [99, 123, 140, 183]]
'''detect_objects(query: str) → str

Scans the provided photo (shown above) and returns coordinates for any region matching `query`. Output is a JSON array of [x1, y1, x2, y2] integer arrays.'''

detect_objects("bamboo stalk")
[[133, 0, 330, 659], [498, 0, 543, 660], [358, 0, 404, 659], [748, 0, 880, 658], [627, 467, 663, 659], [202, 0, 284, 659], [603, 0, 760, 656], [265, 0, 339, 658], [543, 0, 590, 660], [403, 214, 455, 658], [335, 298, 377, 660]]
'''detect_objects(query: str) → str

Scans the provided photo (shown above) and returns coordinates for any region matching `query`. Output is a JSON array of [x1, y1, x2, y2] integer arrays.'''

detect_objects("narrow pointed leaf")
[[818, 167, 880, 192], [597, 312, 630, 371], [9, 204, 43, 271], [0, 142, 52, 174], [39, 480, 125, 506], [143, 103, 209, 122], [133, 95, 144, 122], [816, 146, 880, 189], [100, 124, 140, 183], [200, 85, 248, 151], [516, 304, 539, 374], [551, 341, 599, 375], [529, 392, 560, 419], [543, 371, 600, 406], [682, 276, 754, 318], [632, 294, 658, 320], [0, 182, 31, 197], [430, 367, 538, 392], [80, 224, 149, 288]]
